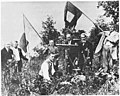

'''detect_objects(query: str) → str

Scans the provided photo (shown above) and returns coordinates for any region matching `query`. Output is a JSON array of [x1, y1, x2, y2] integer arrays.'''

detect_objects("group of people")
[[1, 30, 94, 81], [39, 30, 94, 81], [64, 31, 93, 74], [39, 24, 119, 81], [1, 41, 28, 73], [1, 24, 119, 82]]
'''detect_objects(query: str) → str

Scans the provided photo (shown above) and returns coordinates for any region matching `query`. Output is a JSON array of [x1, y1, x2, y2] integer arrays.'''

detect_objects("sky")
[[1, 1, 105, 49]]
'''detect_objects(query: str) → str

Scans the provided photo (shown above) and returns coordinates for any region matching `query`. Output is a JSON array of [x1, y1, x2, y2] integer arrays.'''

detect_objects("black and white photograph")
[[1, 0, 119, 95]]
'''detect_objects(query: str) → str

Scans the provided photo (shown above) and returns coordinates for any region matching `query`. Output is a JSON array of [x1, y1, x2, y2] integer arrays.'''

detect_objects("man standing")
[[48, 40, 59, 71], [64, 34, 73, 74], [102, 24, 119, 73], [65, 33, 80, 74], [43, 40, 59, 71], [65, 34, 72, 44], [12, 41, 28, 72], [79, 33, 93, 72], [1, 43, 13, 70], [48, 40, 59, 55]]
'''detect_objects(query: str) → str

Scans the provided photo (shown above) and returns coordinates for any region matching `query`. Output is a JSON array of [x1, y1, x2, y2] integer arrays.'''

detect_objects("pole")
[[69, 1, 104, 32], [82, 12, 106, 54], [23, 14, 44, 41], [23, 14, 26, 33], [82, 12, 103, 32]]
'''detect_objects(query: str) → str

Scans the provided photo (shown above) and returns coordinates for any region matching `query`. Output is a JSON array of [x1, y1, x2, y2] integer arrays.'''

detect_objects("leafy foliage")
[[89, 1, 119, 48], [41, 16, 60, 44], [1, 3, 119, 95], [1, 47, 119, 95], [97, 1, 119, 24]]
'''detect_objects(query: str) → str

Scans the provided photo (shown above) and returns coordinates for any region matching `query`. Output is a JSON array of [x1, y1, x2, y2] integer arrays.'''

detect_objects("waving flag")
[[95, 32, 106, 54], [64, 1, 82, 28], [19, 32, 29, 53]]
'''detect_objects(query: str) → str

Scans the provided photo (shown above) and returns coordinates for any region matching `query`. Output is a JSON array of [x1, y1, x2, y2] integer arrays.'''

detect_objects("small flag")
[[19, 32, 29, 53], [64, 1, 82, 28]]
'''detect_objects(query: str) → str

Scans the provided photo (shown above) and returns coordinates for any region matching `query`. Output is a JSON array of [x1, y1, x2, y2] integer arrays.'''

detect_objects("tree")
[[89, 0, 119, 50], [95, 15, 109, 31], [97, 1, 119, 24], [41, 16, 60, 44]]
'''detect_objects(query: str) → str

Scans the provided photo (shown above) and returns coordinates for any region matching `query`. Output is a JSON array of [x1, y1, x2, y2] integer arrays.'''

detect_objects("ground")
[[1, 52, 119, 96]]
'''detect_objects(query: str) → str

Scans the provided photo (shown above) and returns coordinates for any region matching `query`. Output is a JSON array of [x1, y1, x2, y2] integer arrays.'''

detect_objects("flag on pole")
[[23, 15, 42, 51], [64, 1, 82, 28], [19, 32, 29, 53], [95, 32, 106, 54]]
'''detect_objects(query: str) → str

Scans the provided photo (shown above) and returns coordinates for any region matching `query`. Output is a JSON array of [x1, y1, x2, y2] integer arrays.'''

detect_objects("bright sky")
[[1, 1, 105, 48]]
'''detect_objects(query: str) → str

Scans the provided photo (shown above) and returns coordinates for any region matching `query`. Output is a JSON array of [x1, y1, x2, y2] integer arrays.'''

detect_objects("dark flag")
[[64, 1, 83, 28], [19, 32, 29, 53]]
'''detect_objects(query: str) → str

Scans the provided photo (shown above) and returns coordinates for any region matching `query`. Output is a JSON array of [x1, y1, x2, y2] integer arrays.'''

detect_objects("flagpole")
[[82, 12, 106, 54], [27, 44, 30, 59], [82, 12, 103, 32], [23, 14, 29, 53], [65, 1, 104, 32], [23, 14, 44, 41], [23, 14, 26, 33]]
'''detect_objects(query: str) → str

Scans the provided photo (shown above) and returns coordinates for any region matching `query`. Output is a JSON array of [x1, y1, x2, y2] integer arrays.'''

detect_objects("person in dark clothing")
[[65, 33, 80, 74], [71, 32, 81, 68], [64, 34, 73, 74], [1, 43, 14, 70], [79, 33, 93, 72], [12, 41, 28, 72]]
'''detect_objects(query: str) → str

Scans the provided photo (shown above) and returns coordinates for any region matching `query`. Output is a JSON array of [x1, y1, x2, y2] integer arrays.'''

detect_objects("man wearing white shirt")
[[102, 24, 119, 73], [39, 54, 55, 81], [12, 41, 28, 72]]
